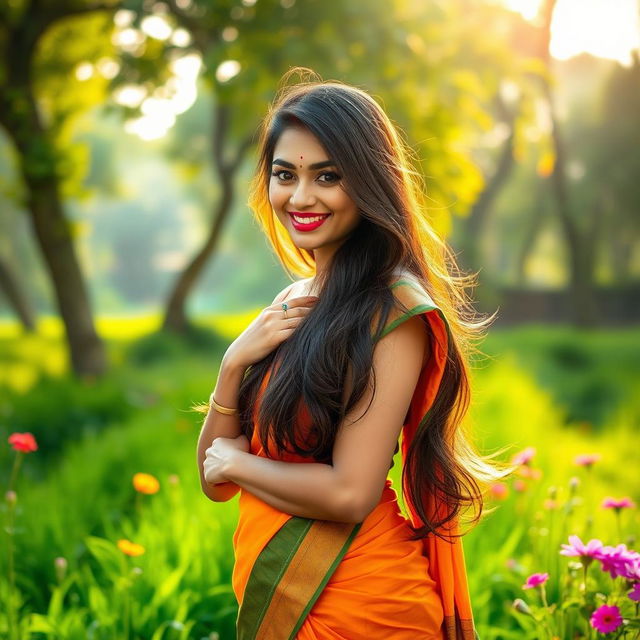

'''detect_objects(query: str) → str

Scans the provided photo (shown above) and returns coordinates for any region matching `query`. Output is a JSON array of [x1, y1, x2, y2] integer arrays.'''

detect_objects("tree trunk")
[[0, 254, 36, 332], [162, 103, 254, 334], [458, 91, 517, 276], [538, 0, 597, 326], [0, 86, 106, 377], [515, 188, 546, 284]]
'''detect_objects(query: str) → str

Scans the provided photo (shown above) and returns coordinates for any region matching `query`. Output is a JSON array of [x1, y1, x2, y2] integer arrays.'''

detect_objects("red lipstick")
[[288, 211, 331, 232]]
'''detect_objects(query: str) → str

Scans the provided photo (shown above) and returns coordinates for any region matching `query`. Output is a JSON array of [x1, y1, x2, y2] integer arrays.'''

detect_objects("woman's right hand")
[[224, 295, 320, 369]]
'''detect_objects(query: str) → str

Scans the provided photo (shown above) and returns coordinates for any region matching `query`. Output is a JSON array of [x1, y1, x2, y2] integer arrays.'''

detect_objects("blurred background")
[[0, 0, 638, 638]]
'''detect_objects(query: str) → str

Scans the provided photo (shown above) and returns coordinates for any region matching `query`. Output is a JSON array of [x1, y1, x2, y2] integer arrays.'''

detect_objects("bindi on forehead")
[[272, 157, 337, 171]]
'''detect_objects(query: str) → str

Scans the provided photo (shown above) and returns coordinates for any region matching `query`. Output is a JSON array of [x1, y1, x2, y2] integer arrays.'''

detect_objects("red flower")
[[8, 432, 38, 453]]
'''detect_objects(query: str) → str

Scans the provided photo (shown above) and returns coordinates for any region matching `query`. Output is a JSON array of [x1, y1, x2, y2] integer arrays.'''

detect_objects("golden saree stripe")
[[255, 520, 360, 640], [444, 614, 478, 640]]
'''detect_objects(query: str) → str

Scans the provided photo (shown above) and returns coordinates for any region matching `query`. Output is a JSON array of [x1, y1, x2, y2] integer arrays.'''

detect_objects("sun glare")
[[504, 0, 639, 66]]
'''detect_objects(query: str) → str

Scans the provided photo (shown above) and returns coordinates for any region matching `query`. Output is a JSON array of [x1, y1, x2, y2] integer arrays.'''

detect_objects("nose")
[[289, 179, 316, 208]]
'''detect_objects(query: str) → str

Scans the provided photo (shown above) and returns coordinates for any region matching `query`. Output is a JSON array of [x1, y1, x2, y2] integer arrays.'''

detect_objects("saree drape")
[[232, 277, 478, 639]]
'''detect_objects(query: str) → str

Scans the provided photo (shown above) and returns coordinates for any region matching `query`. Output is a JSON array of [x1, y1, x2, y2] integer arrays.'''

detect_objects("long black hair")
[[227, 70, 510, 541]]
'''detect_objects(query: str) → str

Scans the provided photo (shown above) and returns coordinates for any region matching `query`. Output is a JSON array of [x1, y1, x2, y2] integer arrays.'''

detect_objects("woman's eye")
[[319, 171, 341, 183], [271, 170, 293, 181]]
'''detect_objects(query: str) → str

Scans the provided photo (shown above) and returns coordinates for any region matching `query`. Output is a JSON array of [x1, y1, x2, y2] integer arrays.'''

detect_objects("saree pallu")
[[232, 278, 478, 640]]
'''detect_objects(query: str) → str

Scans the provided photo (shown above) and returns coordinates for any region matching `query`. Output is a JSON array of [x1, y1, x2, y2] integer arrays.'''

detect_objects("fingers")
[[272, 295, 319, 310]]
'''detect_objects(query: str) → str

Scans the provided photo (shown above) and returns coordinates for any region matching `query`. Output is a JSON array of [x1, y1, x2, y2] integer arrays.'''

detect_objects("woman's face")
[[269, 126, 362, 262]]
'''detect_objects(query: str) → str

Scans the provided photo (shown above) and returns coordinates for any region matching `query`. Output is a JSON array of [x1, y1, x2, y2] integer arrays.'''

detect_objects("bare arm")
[[197, 281, 297, 502], [223, 312, 430, 522]]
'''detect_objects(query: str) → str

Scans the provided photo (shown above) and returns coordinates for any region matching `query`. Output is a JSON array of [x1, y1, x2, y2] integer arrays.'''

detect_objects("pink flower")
[[489, 482, 509, 500], [621, 555, 640, 582], [516, 466, 543, 480], [513, 479, 528, 493], [590, 604, 622, 634], [8, 432, 38, 453], [522, 572, 549, 589], [543, 499, 558, 510], [596, 544, 640, 580], [602, 496, 636, 510], [511, 447, 536, 466], [560, 535, 603, 563], [629, 583, 640, 602], [574, 453, 600, 468]]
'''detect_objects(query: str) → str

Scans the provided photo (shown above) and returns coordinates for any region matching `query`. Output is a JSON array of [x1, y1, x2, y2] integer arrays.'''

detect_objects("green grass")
[[0, 317, 638, 639]]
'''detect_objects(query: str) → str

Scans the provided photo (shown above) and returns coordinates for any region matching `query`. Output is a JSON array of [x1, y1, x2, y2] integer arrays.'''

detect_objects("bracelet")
[[209, 392, 238, 416]]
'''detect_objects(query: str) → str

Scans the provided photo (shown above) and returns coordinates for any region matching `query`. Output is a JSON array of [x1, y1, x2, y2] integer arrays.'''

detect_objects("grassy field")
[[1, 316, 638, 639]]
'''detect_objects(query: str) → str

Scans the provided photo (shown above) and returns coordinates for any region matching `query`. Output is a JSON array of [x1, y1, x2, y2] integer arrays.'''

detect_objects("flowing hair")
[[197, 68, 514, 541]]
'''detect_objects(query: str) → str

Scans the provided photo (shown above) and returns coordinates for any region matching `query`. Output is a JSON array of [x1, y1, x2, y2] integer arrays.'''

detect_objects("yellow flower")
[[133, 472, 160, 495], [117, 539, 145, 556]]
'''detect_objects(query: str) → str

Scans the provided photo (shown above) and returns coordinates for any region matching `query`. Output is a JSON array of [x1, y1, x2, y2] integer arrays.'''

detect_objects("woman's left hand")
[[203, 435, 251, 485]]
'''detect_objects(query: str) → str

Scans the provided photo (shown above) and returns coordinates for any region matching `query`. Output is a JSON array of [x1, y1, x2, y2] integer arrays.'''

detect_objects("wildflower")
[[489, 482, 509, 500], [543, 499, 558, 510], [8, 432, 38, 453], [516, 466, 542, 480], [568, 476, 580, 494], [560, 535, 603, 559], [620, 554, 640, 582], [602, 497, 636, 511], [133, 473, 160, 495], [589, 604, 623, 634], [595, 544, 639, 579], [560, 535, 603, 569], [168, 474, 180, 485], [513, 479, 528, 493], [5, 490, 17, 505], [574, 453, 600, 468], [511, 447, 536, 466], [628, 583, 640, 602], [522, 572, 549, 589], [117, 539, 145, 557]]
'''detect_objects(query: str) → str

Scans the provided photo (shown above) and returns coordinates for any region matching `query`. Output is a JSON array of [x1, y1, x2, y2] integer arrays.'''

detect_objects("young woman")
[[196, 72, 507, 639]]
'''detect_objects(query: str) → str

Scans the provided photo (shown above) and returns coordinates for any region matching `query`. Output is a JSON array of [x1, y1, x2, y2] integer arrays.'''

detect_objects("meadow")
[[1, 316, 638, 639]]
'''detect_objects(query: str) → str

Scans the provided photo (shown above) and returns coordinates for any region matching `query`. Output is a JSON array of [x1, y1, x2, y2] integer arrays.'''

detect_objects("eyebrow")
[[272, 158, 337, 170]]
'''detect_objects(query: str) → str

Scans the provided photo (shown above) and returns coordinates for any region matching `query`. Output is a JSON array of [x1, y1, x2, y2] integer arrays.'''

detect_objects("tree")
[[0, 0, 121, 376], [146, 0, 527, 331]]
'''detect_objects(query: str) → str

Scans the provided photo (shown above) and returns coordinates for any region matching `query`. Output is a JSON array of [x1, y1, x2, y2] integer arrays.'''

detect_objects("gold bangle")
[[209, 393, 238, 416]]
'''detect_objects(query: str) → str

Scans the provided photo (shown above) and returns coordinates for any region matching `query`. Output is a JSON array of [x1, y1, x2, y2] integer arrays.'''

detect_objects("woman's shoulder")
[[271, 277, 314, 304], [387, 269, 437, 311]]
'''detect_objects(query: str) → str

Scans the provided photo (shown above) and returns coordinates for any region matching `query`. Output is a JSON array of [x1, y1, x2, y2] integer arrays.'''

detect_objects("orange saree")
[[232, 278, 478, 640]]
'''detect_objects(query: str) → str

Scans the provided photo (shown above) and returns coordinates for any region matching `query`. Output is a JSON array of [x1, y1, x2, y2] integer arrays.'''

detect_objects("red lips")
[[288, 211, 331, 218]]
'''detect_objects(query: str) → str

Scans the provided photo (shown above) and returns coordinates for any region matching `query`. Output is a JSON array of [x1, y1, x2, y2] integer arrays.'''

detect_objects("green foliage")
[[481, 326, 640, 428], [0, 373, 133, 476], [125, 325, 228, 366], [0, 322, 638, 638]]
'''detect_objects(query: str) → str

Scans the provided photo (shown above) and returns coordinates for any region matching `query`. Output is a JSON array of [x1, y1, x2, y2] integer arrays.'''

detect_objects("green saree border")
[[236, 517, 363, 640], [375, 277, 445, 342], [286, 521, 362, 640], [237, 517, 313, 639]]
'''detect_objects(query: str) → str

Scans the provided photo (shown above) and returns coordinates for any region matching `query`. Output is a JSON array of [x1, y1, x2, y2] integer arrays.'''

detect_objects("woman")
[[196, 71, 507, 639]]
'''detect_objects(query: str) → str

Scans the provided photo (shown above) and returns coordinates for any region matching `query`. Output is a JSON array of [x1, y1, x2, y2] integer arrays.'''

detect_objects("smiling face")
[[269, 125, 362, 269]]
